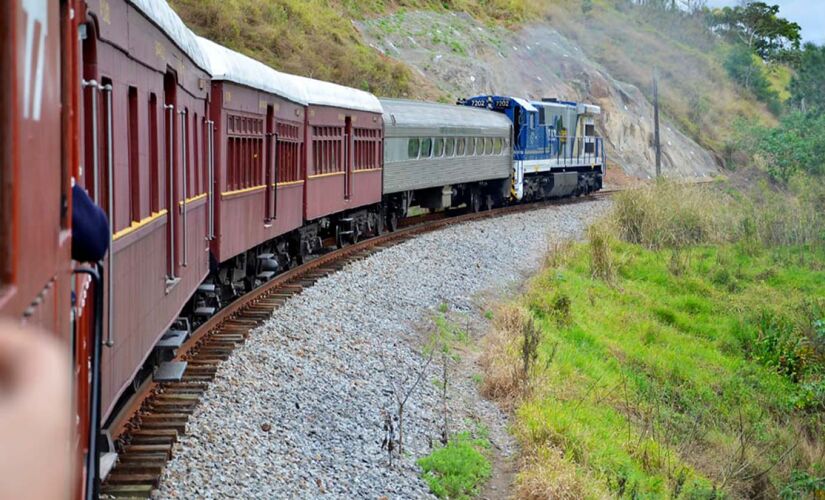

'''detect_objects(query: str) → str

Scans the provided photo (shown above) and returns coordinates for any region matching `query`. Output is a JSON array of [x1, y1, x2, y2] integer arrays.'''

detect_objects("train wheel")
[[484, 194, 494, 211], [335, 225, 344, 249], [470, 190, 482, 213], [387, 212, 398, 232]]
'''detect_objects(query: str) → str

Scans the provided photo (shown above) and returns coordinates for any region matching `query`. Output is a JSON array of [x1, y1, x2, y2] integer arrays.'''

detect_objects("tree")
[[724, 44, 780, 112], [739, 113, 825, 181], [789, 43, 825, 115], [708, 2, 801, 61]]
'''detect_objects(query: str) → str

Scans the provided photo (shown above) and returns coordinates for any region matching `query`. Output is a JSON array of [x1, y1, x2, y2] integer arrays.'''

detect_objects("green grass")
[[418, 431, 492, 499], [498, 238, 825, 498]]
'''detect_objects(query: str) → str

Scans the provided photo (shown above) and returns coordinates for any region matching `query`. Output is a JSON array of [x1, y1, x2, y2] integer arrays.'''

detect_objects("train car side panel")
[[304, 106, 382, 221]]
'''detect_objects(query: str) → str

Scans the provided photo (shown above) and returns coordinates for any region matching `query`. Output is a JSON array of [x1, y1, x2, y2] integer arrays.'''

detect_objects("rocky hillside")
[[171, 0, 775, 181], [359, 11, 717, 180]]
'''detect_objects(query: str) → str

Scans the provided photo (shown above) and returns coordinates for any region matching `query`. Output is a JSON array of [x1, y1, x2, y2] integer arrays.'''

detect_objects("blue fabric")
[[71, 185, 110, 262]]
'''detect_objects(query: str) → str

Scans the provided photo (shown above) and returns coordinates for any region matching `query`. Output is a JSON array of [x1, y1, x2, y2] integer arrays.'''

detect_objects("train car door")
[[164, 71, 180, 282], [265, 105, 276, 222], [344, 116, 352, 200]]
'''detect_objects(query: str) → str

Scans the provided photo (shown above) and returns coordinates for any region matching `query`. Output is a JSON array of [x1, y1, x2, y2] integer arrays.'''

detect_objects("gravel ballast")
[[157, 200, 610, 499]]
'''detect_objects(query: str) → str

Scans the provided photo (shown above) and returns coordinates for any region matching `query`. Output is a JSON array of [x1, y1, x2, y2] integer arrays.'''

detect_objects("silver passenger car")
[[381, 99, 513, 213]]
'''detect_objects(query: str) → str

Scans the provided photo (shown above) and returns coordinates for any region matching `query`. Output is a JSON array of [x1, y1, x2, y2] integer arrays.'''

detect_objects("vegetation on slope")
[[418, 430, 492, 499], [481, 182, 825, 498], [169, 0, 531, 99], [537, 0, 779, 154]]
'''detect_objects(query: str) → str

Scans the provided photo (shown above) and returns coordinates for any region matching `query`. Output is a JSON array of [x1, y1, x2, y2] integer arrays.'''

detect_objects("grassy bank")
[[482, 182, 825, 498]]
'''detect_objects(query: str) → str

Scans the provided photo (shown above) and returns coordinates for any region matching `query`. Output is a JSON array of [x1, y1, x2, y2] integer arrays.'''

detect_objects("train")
[[1, 0, 604, 498]]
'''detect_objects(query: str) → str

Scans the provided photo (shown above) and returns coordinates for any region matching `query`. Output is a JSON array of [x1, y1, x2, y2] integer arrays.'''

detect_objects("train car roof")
[[195, 37, 308, 106], [132, 0, 209, 71], [380, 98, 512, 132], [532, 100, 601, 115], [290, 75, 384, 114]]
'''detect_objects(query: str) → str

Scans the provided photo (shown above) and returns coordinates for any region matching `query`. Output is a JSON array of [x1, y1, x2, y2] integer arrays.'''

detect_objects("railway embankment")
[[480, 181, 825, 498], [156, 200, 610, 498]]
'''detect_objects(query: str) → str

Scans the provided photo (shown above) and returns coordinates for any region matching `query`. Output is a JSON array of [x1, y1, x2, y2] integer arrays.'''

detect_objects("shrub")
[[587, 221, 616, 282], [480, 304, 540, 403], [611, 181, 727, 250], [418, 432, 491, 499], [751, 311, 814, 382], [515, 446, 603, 499]]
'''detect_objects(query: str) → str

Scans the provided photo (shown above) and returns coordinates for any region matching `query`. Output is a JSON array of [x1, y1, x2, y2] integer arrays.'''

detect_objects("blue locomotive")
[[460, 95, 604, 200]]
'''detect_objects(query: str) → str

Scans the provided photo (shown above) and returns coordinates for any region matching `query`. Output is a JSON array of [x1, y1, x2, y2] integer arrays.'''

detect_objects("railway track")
[[99, 190, 613, 498]]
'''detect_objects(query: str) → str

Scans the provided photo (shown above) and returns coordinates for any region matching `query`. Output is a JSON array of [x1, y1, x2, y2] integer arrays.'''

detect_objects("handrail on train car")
[[74, 264, 104, 500], [207, 119, 215, 240], [165, 104, 176, 279], [179, 109, 188, 267], [81, 80, 100, 203], [102, 83, 115, 348]]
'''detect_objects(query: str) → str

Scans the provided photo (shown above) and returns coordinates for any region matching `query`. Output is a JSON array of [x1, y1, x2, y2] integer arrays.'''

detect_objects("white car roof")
[[289, 75, 384, 114], [196, 37, 308, 105], [131, 0, 208, 71]]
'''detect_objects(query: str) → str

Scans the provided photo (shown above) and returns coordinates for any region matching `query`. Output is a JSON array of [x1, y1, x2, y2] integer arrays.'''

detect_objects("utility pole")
[[653, 68, 662, 178]]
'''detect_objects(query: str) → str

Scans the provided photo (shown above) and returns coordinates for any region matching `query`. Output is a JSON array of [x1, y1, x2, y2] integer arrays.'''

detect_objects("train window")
[[445, 138, 455, 157], [421, 138, 432, 158], [494, 138, 503, 155], [466, 137, 474, 156], [475, 138, 483, 155], [408, 138, 420, 159], [433, 138, 444, 157], [585, 124, 596, 137], [485, 138, 493, 155], [149, 94, 160, 212], [456, 138, 465, 156], [128, 87, 140, 223], [193, 113, 200, 195]]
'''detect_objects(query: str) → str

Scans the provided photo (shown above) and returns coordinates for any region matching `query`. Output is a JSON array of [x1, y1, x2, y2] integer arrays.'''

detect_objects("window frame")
[[421, 137, 433, 158], [407, 137, 420, 159], [433, 137, 444, 157], [445, 137, 455, 157], [127, 86, 140, 223]]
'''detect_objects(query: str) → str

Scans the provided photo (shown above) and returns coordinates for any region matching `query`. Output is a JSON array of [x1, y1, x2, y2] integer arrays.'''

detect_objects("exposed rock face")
[[359, 12, 719, 180]]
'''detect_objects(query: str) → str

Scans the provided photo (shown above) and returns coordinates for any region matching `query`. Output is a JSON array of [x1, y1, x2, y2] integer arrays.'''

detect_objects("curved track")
[[99, 190, 613, 498]]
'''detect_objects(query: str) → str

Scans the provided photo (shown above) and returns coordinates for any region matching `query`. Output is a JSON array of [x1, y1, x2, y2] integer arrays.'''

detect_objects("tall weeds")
[[611, 180, 728, 249], [609, 179, 825, 253], [479, 304, 541, 406]]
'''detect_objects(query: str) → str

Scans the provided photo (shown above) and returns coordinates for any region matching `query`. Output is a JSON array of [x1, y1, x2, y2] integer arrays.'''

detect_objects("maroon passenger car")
[[197, 38, 308, 285], [295, 76, 385, 250], [79, 0, 212, 420]]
